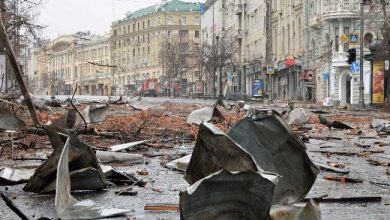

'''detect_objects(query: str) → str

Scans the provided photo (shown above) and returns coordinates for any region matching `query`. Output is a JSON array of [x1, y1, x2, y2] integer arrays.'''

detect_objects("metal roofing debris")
[[55, 136, 130, 219], [109, 140, 148, 152], [0, 108, 26, 130], [227, 109, 319, 204], [184, 122, 259, 185], [180, 170, 277, 220]]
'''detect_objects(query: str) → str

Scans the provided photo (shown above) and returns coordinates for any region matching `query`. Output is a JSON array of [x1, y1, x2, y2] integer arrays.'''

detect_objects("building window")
[[148, 20, 151, 29], [195, 16, 200, 25], [168, 16, 173, 25], [143, 21, 145, 29], [195, 31, 199, 38], [168, 30, 171, 38], [180, 16, 186, 25]]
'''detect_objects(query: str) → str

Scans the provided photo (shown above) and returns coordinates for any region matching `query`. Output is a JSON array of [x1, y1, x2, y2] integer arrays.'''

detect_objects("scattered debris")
[[144, 203, 179, 212], [0, 108, 26, 130], [323, 175, 363, 183], [0, 167, 35, 185], [367, 159, 390, 167], [186, 106, 224, 125], [314, 162, 349, 174], [115, 188, 138, 196], [1, 192, 29, 220], [227, 109, 319, 204], [54, 135, 130, 219], [185, 122, 259, 185], [372, 119, 390, 133], [318, 115, 353, 130], [137, 170, 149, 176], [285, 108, 310, 125], [269, 199, 322, 220], [166, 154, 192, 172], [24, 128, 110, 193], [96, 150, 143, 166], [180, 170, 277, 220], [109, 140, 148, 152]]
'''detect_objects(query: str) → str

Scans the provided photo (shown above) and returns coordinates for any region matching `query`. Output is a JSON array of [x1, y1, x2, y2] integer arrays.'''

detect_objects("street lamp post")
[[358, 0, 365, 107]]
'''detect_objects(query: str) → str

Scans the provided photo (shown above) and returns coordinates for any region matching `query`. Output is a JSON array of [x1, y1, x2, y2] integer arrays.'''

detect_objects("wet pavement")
[[1, 98, 389, 219]]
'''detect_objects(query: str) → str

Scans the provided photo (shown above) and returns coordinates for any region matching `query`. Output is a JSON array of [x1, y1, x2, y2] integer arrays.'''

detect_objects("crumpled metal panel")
[[55, 136, 129, 219], [269, 200, 322, 220], [226, 109, 319, 204], [0, 108, 26, 130], [186, 107, 224, 125], [184, 122, 259, 185], [180, 170, 277, 220], [96, 150, 143, 166], [23, 127, 110, 193], [0, 167, 35, 185]]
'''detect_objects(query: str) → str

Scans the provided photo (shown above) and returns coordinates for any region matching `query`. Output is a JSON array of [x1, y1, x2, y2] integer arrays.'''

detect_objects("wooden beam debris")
[[0, 18, 39, 126]]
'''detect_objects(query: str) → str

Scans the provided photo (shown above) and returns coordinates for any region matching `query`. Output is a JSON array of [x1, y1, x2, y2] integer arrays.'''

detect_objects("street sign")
[[266, 65, 274, 75], [349, 33, 360, 45], [227, 72, 232, 86], [200, 3, 205, 14], [252, 79, 263, 97], [322, 72, 329, 81], [351, 62, 360, 73], [340, 34, 348, 43]]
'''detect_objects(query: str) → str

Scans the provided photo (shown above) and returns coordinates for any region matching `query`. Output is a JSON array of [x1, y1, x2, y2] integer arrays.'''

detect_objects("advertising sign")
[[252, 79, 263, 97], [195, 80, 204, 94], [372, 60, 385, 104]]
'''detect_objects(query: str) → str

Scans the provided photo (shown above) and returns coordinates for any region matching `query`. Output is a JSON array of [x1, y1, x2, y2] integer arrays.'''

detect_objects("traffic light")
[[347, 48, 356, 64]]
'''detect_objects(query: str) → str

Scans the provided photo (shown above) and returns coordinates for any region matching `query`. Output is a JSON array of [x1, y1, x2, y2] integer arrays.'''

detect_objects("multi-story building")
[[304, 0, 376, 105], [26, 34, 111, 96], [75, 35, 111, 96], [201, 0, 264, 97], [26, 43, 50, 95], [271, 0, 306, 100], [110, 0, 201, 96]]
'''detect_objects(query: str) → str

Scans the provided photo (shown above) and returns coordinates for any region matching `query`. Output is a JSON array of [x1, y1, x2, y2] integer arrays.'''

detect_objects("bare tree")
[[161, 35, 198, 96], [196, 31, 236, 98]]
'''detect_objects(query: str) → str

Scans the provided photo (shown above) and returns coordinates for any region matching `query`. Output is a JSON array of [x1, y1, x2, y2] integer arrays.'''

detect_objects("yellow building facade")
[[110, 0, 201, 96]]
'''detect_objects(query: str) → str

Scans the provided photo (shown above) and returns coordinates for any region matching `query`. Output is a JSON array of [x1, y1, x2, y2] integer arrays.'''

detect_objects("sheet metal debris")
[[55, 136, 130, 219], [0, 108, 26, 130], [96, 151, 143, 166], [372, 118, 390, 133], [166, 154, 191, 171], [184, 122, 259, 185], [285, 108, 310, 125], [1, 192, 29, 220], [0, 167, 35, 185], [186, 106, 224, 125], [227, 109, 319, 204], [24, 128, 110, 193], [180, 170, 277, 220], [109, 140, 148, 152], [269, 199, 321, 220]]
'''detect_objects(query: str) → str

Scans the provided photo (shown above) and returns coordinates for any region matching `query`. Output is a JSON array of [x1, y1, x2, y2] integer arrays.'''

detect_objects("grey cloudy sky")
[[39, 0, 205, 39]]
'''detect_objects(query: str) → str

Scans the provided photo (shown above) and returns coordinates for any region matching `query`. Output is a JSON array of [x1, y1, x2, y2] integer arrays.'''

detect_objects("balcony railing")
[[322, 0, 359, 19]]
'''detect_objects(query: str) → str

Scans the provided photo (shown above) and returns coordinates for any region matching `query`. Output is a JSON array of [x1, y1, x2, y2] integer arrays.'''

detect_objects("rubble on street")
[[0, 96, 389, 219]]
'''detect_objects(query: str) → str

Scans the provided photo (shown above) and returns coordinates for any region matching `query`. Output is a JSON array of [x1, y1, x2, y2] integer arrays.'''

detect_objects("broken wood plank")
[[144, 203, 179, 212], [323, 175, 363, 183], [0, 18, 39, 126], [0, 192, 29, 220], [304, 196, 382, 203]]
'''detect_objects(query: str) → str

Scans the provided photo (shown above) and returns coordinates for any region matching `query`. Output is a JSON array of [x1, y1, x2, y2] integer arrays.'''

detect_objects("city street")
[[0, 96, 389, 219]]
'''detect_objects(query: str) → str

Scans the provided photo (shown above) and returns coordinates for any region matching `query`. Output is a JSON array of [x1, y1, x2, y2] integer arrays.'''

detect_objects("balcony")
[[308, 14, 321, 28], [235, 4, 244, 15], [235, 29, 244, 39], [322, 0, 359, 20], [332, 51, 349, 67]]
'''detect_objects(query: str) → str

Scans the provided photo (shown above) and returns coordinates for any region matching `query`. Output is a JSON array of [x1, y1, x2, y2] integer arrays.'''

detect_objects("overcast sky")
[[39, 0, 205, 39]]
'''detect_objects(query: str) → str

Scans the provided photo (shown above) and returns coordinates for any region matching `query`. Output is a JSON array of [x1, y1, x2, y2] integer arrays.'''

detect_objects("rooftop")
[[114, 0, 201, 25]]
